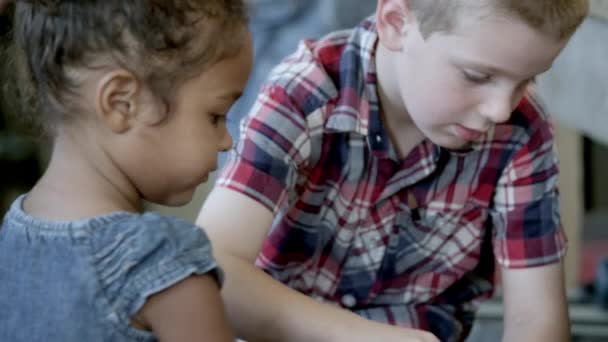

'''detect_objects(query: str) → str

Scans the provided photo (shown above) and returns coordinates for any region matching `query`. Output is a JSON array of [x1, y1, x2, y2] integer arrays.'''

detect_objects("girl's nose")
[[218, 129, 233, 152]]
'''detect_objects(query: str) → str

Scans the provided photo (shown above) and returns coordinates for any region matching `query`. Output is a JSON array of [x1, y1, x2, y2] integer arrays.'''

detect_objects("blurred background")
[[1, 1, 606, 341]]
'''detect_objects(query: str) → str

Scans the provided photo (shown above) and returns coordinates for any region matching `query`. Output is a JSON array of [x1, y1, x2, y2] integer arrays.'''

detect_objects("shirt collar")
[[326, 16, 379, 137], [323, 17, 453, 164]]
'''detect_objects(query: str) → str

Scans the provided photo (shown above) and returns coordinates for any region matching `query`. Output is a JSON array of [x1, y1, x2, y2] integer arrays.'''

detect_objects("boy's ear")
[[376, 0, 413, 51], [96, 70, 140, 133]]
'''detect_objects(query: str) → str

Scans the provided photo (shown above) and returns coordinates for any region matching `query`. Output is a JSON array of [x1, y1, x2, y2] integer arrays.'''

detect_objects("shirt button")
[[376, 135, 382, 143], [341, 294, 357, 308]]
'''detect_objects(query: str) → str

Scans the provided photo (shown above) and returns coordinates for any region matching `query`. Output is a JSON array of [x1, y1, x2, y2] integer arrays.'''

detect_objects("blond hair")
[[410, 0, 589, 40]]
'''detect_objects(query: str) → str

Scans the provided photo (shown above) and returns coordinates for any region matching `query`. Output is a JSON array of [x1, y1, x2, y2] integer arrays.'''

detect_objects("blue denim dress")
[[0, 195, 223, 341]]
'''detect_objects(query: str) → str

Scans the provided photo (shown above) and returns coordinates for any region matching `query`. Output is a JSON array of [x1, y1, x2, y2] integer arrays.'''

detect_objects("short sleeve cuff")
[[122, 237, 224, 318], [216, 152, 290, 215], [494, 226, 568, 269]]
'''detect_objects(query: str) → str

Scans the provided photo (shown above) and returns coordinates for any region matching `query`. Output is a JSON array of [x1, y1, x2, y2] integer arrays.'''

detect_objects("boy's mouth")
[[453, 125, 485, 141]]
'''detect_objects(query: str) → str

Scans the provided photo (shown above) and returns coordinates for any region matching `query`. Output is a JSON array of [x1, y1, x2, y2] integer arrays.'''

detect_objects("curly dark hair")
[[10, 0, 247, 135]]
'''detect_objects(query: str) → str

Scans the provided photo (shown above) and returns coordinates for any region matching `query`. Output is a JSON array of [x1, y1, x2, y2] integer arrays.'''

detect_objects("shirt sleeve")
[[218, 82, 315, 215], [93, 213, 223, 322], [217, 36, 340, 216], [490, 95, 568, 269]]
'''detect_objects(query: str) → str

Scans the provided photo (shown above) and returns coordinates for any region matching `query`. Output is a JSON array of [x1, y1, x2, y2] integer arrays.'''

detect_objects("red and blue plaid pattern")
[[217, 17, 566, 341]]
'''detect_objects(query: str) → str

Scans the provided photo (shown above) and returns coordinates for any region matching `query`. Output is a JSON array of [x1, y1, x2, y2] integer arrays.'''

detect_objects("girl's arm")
[[136, 274, 235, 342]]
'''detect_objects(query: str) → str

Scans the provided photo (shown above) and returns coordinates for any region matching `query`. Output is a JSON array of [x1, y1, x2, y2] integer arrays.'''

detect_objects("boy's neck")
[[24, 133, 142, 221], [375, 44, 426, 159]]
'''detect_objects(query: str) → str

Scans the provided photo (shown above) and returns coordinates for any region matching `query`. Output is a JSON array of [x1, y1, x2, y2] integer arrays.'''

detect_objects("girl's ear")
[[95, 70, 140, 133], [376, 0, 414, 51]]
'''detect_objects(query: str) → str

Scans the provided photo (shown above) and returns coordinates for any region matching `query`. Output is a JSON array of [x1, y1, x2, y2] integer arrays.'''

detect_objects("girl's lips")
[[200, 167, 217, 183], [453, 125, 485, 141]]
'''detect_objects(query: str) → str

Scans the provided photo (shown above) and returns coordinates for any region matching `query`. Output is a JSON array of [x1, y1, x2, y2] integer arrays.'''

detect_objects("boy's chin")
[[445, 145, 474, 154], [433, 136, 472, 151]]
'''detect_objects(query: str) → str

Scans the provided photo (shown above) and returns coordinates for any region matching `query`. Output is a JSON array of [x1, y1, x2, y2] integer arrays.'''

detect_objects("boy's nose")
[[480, 92, 515, 124]]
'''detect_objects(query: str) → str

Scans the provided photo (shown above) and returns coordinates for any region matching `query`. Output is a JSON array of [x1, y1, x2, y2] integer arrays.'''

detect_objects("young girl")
[[0, 1, 252, 341]]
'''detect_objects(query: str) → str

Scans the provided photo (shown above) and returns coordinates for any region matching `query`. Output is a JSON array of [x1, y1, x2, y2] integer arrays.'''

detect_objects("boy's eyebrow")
[[452, 57, 511, 75], [451, 57, 552, 78]]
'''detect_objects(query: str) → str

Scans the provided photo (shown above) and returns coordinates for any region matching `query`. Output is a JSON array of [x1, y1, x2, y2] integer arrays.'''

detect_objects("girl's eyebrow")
[[217, 91, 243, 102]]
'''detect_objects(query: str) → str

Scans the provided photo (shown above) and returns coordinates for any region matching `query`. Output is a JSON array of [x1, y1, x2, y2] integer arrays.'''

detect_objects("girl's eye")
[[210, 114, 226, 126], [462, 69, 491, 84]]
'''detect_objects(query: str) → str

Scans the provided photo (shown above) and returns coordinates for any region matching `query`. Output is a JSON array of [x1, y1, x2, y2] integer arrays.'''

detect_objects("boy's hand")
[[358, 327, 439, 342], [336, 318, 440, 342]]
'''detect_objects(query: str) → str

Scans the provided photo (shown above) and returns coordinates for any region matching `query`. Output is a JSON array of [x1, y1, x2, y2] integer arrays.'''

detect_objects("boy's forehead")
[[431, 14, 567, 78]]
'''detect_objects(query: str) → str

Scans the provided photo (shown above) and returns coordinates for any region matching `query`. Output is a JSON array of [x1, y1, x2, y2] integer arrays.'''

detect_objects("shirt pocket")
[[397, 202, 488, 275]]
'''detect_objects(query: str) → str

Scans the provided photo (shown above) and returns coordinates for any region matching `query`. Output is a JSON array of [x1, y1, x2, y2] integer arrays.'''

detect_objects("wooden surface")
[[591, 0, 608, 20], [537, 17, 608, 147], [554, 124, 584, 290]]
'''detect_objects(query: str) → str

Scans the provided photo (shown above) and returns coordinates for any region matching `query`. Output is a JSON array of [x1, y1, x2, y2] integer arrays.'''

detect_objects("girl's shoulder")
[[1, 197, 221, 335], [89, 211, 223, 338], [89, 211, 223, 312]]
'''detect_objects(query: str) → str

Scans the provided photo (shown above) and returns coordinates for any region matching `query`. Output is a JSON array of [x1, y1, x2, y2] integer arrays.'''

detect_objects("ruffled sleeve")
[[88, 212, 223, 325]]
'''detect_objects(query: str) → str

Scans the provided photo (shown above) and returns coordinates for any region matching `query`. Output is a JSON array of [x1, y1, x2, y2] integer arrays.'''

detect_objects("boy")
[[198, 0, 589, 341]]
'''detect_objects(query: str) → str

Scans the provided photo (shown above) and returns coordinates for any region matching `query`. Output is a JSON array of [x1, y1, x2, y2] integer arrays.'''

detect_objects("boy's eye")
[[462, 69, 491, 84], [517, 76, 538, 90]]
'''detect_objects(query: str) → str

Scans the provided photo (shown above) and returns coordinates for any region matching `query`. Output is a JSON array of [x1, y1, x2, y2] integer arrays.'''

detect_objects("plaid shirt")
[[218, 17, 566, 341]]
